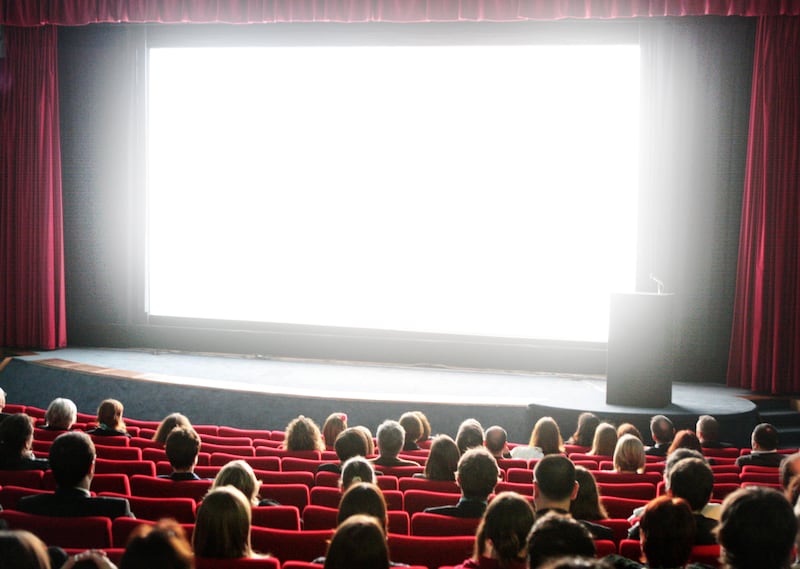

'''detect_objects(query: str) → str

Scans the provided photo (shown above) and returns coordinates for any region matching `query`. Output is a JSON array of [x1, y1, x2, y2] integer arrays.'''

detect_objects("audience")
[[283, 415, 325, 452], [527, 513, 596, 569], [323, 514, 390, 569], [87, 399, 130, 437], [399, 411, 423, 451], [161, 426, 203, 480], [0, 413, 49, 471], [567, 412, 600, 448], [370, 420, 419, 468], [485, 426, 512, 459], [322, 412, 348, 451], [570, 466, 608, 521], [418, 434, 460, 481], [696, 414, 731, 448], [42, 398, 78, 431], [736, 422, 783, 467], [152, 413, 192, 446], [454, 491, 534, 569], [18, 431, 133, 518], [613, 434, 646, 474], [588, 422, 617, 457], [512, 416, 564, 459], [456, 419, 485, 454], [645, 415, 674, 457], [193, 486, 259, 559], [119, 519, 193, 569], [319, 427, 369, 474], [716, 486, 796, 569], [425, 447, 499, 518]]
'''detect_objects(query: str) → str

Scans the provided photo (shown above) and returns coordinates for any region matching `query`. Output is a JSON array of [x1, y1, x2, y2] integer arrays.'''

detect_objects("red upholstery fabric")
[[130, 475, 212, 501], [387, 534, 475, 568], [402, 490, 460, 515], [251, 505, 302, 531], [0, 510, 112, 549], [410, 512, 480, 536]]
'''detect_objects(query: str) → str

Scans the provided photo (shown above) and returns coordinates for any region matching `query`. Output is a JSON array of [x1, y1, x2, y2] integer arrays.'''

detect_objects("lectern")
[[606, 292, 674, 407]]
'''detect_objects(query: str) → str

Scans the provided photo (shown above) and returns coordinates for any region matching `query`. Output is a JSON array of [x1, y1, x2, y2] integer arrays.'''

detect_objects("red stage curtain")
[[2, 0, 800, 26], [728, 16, 800, 393], [0, 25, 67, 349]]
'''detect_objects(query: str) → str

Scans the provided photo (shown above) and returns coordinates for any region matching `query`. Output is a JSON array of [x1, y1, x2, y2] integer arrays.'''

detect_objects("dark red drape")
[[2, 0, 800, 25], [728, 16, 800, 394], [0, 25, 67, 349]]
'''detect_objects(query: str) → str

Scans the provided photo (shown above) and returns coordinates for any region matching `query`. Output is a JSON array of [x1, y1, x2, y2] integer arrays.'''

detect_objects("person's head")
[[752, 422, 779, 451], [212, 459, 261, 505], [334, 427, 369, 463], [323, 514, 389, 569], [779, 452, 800, 490], [570, 466, 608, 520], [49, 431, 95, 488], [193, 486, 253, 559], [639, 496, 696, 569], [284, 415, 324, 452], [456, 418, 485, 454], [485, 426, 509, 457], [152, 413, 192, 445], [716, 486, 797, 569], [663, 448, 706, 488], [456, 447, 500, 500], [589, 423, 617, 456], [533, 455, 578, 506], [530, 417, 564, 455], [474, 492, 535, 567], [96, 398, 126, 431], [414, 411, 432, 441], [666, 429, 702, 456], [570, 413, 600, 448], [613, 434, 646, 473], [0, 387, 6, 410], [616, 422, 643, 442], [667, 457, 713, 511], [44, 398, 77, 430], [0, 413, 34, 460], [649, 415, 674, 445], [696, 414, 720, 445], [354, 425, 375, 455], [375, 420, 405, 458], [537, 559, 613, 569], [424, 434, 460, 481], [165, 427, 201, 472], [322, 413, 348, 449], [399, 412, 423, 447], [336, 482, 388, 532], [0, 530, 51, 569], [120, 519, 193, 569], [527, 513, 595, 569], [340, 456, 376, 490]]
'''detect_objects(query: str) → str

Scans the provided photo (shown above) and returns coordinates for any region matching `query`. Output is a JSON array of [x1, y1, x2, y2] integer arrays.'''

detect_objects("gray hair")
[[376, 420, 405, 457], [45, 398, 78, 430]]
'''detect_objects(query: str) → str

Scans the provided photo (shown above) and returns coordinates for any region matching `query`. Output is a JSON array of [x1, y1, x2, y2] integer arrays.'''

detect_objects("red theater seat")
[[250, 527, 333, 562], [398, 478, 460, 494], [0, 510, 112, 549], [196, 557, 280, 569], [101, 492, 197, 523], [130, 475, 212, 502], [403, 490, 460, 515], [251, 505, 301, 530], [387, 534, 474, 568], [410, 512, 480, 536]]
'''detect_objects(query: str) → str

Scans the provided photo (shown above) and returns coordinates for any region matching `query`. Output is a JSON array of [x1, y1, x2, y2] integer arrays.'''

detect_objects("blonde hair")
[[589, 423, 618, 457], [283, 415, 324, 452], [96, 399, 126, 432], [212, 460, 262, 506], [194, 486, 253, 559], [613, 434, 646, 473]]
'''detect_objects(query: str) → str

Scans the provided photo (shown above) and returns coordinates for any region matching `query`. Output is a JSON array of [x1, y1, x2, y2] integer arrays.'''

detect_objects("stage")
[[0, 347, 758, 446]]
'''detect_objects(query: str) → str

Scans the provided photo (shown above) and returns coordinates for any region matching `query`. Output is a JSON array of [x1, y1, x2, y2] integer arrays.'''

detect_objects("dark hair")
[[527, 513, 595, 569], [457, 447, 499, 499], [667, 457, 713, 511], [530, 417, 564, 455], [414, 412, 432, 441], [538, 558, 614, 569], [639, 496, 696, 568], [96, 399, 126, 432], [649, 415, 674, 444], [424, 434, 460, 481], [588, 423, 617, 457], [474, 492, 534, 569], [322, 413, 348, 450], [120, 519, 193, 569], [152, 413, 192, 445], [399, 412, 423, 446], [284, 415, 324, 452], [324, 515, 389, 569], [334, 428, 368, 462], [0, 413, 34, 462], [534, 455, 576, 501], [716, 486, 797, 569], [0, 530, 51, 569], [616, 423, 643, 442], [193, 486, 253, 559], [666, 429, 703, 456], [165, 427, 200, 470], [570, 413, 600, 448], [49, 431, 95, 488], [455, 419, 484, 454], [779, 452, 800, 490], [336, 483, 387, 532], [570, 466, 608, 520], [752, 423, 779, 451]]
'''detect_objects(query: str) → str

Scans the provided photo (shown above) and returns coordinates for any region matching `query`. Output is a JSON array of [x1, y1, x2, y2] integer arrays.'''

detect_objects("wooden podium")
[[606, 293, 674, 407]]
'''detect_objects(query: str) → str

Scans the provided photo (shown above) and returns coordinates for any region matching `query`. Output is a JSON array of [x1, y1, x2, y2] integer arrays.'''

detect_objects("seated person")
[[17, 431, 133, 518], [0, 529, 53, 569], [322, 413, 347, 451], [119, 519, 193, 569], [696, 414, 732, 448], [566, 412, 600, 448], [41, 398, 78, 431], [456, 419, 485, 455], [323, 514, 390, 569], [283, 415, 325, 452], [613, 434, 646, 474], [340, 456, 376, 491], [399, 412, 423, 451], [0, 413, 49, 471], [484, 426, 512, 459], [645, 415, 674, 457], [424, 447, 499, 518], [193, 486, 263, 559], [369, 420, 419, 469], [736, 423, 784, 468], [318, 427, 369, 474], [512, 416, 564, 459], [86, 399, 130, 437], [527, 512, 596, 569], [588, 423, 617, 457], [160, 426, 204, 480], [211, 459, 279, 507], [152, 413, 192, 446], [415, 434, 460, 481]]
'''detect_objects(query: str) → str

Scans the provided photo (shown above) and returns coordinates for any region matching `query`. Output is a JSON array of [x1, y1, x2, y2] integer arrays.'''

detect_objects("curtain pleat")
[[0, 25, 67, 349], [728, 16, 800, 393]]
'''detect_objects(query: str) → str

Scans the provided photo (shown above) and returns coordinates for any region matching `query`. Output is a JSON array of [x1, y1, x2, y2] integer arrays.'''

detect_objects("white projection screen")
[[147, 42, 639, 343]]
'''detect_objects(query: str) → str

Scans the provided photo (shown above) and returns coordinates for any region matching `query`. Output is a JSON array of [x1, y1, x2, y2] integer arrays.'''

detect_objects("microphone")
[[649, 273, 665, 294]]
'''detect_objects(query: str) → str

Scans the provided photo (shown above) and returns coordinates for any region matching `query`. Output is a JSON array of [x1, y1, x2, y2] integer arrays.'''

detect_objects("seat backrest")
[[0, 485, 50, 510], [712, 473, 741, 484], [600, 496, 649, 519], [250, 527, 333, 562], [101, 492, 197, 523], [690, 544, 722, 568], [129, 436, 163, 450], [0, 510, 112, 549], [200, 443, 254, 456], [309, 486, 342, 508], [280, 457, 328, 473], [195, 557, 280, 569], [112, 516, 153, 547], [314, 470, 340, 487], [376, 475, 399, 491], [254, 447, 320, 460], [259, 483, 310, 511], [410, 512, 480, 536], [618, 539, 642, 561], [130, 475, 212, 501], [199, 434, 253, 446], [0, 469, 44, 489], [387, 533, 475, 569], [591, 471, 662, 485], [596, 482, 657, 500], [218, 426, 273, 440], [94, 444, 142, 461], [740, 471, 779, 484], [302, 505, 338, 530], [403, 490, 460, 515], [399, 478, 460, 494], [504, 468, 534, 485], [712, 483, 741, 501], [251, 505, 301, 531], [280, 563, 324, 569], [590, 518, 631, 543], [91, 436, 130, 447], [45, 471, 130, 493], [257, 470, 315, 488], [94, 458, 157, 477], [209, 454, 280, 471], [374, 465, 424, 478], [594, 540, 617, 557], [702, 447, 741, 459]]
